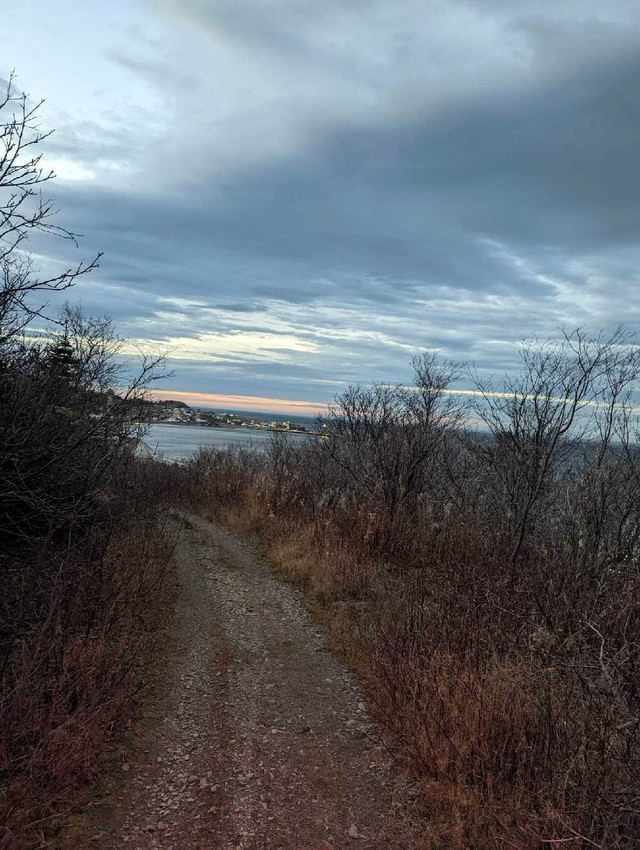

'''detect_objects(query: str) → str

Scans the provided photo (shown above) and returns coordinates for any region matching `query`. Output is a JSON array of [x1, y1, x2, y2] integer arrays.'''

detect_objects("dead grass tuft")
[[176, 430, 640, 848]]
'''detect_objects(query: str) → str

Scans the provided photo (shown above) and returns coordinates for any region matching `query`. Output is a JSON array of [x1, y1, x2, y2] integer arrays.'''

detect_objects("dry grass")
[[0, 463, 177, 849], [176, 441, 640, 849]]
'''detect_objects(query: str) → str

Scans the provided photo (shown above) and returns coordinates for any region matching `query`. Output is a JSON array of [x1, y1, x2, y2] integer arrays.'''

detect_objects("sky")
[[2, 0, 640, 414]]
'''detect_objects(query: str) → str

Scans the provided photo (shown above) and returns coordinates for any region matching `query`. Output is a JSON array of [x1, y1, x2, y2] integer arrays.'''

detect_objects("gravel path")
[[83, 513, 416, 849]]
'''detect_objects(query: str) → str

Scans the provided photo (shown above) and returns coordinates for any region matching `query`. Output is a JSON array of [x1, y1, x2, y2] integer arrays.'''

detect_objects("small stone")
[[157, 821, 167, 831], [348, 823, 359, 839]]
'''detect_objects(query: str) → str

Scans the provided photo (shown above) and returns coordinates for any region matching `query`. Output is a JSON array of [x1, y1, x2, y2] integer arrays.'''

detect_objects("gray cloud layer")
[[6, 0, 640, 404]]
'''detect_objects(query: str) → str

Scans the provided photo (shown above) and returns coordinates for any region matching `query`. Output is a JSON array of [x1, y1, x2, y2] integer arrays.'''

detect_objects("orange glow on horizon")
[[147, 389, 328, 416]]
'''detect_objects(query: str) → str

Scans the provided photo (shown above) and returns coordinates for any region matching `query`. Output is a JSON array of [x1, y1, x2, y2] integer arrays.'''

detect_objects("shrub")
[[182, 335, 640, 847]]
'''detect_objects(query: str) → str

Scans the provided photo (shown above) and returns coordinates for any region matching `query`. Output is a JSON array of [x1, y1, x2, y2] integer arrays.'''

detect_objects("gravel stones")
[[80, 513, 416, 849]]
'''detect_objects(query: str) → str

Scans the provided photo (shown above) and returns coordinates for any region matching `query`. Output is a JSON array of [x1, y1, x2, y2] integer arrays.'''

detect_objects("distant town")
[[140, 398, 318, 434]]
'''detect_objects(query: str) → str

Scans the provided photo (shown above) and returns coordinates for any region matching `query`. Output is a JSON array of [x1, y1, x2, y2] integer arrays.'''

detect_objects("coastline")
[[141, 420, 321, 436]]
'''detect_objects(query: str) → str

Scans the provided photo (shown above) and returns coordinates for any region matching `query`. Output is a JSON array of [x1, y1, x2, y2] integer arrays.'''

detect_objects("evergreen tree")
[[47, 331, 76, 381]]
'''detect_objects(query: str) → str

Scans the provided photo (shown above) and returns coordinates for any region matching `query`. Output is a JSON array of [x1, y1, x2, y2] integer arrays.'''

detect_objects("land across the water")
[[138, 399, 322, 461], [140, 399, 320, 432], [149, 418, 318, 433]]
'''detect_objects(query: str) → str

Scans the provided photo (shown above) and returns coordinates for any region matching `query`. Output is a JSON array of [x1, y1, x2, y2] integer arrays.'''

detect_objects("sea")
[[143, 421, 312, 463]]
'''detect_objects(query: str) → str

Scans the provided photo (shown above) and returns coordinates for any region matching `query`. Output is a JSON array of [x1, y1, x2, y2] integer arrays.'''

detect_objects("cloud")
[[4, 0, 640, 408], [147, 388, 327, 415]]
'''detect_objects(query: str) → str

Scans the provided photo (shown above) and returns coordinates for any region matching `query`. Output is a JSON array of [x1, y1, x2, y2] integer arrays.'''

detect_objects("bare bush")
[[182, 332, 640, 848], [0, 462, 177, 847], [470, 327, 640, 565], [0, 77, 174, 849]]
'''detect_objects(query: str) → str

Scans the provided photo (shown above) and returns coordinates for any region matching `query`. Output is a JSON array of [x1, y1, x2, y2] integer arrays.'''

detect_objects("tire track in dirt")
[[78, 512, 417, 849]]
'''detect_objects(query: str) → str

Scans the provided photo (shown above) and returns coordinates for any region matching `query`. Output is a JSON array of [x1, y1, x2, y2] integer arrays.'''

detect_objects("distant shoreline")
[[142, 421, 319, 436]]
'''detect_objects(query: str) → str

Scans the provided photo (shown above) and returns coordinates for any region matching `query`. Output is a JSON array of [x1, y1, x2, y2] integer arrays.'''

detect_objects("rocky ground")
[[74, 513, 418, 849]]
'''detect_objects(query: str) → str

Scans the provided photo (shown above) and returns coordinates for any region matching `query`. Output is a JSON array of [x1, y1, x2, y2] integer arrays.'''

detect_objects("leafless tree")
[[177, 332, 640, 847], [470, 327, 640, 565], [0, 73, 99, 342], [319, 355, 463, 533]]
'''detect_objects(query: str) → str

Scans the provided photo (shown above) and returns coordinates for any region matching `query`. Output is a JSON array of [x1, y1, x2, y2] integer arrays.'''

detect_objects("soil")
[[73, 512, 418, 849]]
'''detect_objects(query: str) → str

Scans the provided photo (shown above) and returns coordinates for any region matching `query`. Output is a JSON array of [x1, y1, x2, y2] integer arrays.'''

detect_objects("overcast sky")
[[2, 0, 640, 412]]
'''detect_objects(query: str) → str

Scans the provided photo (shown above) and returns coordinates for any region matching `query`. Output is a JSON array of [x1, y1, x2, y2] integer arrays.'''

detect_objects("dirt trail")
[[82, 513, 416, 849]]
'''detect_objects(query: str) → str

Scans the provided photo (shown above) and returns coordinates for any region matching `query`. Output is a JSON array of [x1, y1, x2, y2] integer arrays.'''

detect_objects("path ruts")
[[79, 513, 416, 849]]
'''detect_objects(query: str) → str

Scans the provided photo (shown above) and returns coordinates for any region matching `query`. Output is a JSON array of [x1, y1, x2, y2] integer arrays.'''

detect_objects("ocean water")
[[144, 423, 308, 462]]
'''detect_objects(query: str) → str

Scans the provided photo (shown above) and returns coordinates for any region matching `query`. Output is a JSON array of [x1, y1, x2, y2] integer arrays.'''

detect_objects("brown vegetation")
[[0, 76, 175, 848], [177, 334, 640, 848], [0, 462, 177, 848], [3, 72, 639, 849]]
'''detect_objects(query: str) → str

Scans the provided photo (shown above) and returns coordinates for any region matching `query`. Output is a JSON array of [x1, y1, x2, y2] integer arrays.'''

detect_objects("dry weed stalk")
[[181, 334, 640, 848]]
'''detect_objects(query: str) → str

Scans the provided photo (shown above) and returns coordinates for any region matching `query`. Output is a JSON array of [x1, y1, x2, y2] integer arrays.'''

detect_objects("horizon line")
[[147, 389, 329, 416]]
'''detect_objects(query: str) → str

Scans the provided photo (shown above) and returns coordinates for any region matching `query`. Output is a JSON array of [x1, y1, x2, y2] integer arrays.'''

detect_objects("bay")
[[143, 422, 307, 462]]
